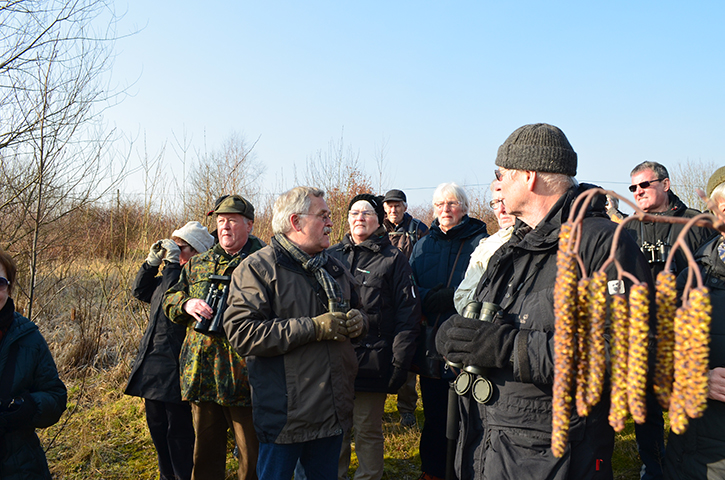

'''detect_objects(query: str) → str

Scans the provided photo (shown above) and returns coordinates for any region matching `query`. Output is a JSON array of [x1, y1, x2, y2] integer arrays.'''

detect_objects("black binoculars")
[[449, 301, 502, 405], [641, 240, 671, 264], [194, 275, 231, 335]]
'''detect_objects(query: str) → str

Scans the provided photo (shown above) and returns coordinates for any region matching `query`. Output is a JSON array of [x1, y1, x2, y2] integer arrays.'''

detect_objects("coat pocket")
[[355, 338, 392, 379]]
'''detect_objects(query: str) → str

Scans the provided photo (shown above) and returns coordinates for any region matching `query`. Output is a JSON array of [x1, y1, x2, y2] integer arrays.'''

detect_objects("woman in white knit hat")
[[126, 221, 214, 480]]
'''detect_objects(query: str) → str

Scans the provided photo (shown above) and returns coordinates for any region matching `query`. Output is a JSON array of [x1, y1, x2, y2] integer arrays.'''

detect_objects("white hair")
[[432, 182, 469, 215]]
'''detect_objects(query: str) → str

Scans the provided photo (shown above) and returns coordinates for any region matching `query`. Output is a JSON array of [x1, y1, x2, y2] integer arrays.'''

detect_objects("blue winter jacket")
[[410, 215, 488, 378]]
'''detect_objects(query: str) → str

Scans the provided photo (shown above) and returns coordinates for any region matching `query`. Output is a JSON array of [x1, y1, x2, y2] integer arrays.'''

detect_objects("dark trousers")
[[420, 376, 450, 479], [145, 398, 195, 480], [258, 434, 343, 480], [634, 392, 665, 480]]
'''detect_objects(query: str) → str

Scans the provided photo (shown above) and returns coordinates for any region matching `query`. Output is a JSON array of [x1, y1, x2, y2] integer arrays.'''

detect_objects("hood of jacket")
[[429, 214, 487, 242]]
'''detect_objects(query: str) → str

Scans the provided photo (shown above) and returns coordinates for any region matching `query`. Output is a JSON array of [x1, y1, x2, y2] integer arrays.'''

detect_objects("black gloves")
[[387, 366, 408, 394], [436, 315, 518, 369], [0, 393, 38, 432], [422, 284, 455, 314]]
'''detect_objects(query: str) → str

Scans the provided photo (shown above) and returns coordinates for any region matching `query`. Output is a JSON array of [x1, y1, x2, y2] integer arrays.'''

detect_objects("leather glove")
[[423, 285, 455, 314], [145, 240, 164, 266], [344, 309, 365, 339], [312, 312, 348, 342], [0, 393, 38, 432], [387, 365, 408, 394], [160, 239, 181, 264], [436, 314, 518, 369]]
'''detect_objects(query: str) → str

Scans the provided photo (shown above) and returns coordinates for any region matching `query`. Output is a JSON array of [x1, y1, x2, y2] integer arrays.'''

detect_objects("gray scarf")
[[275, 233, 343, 309]]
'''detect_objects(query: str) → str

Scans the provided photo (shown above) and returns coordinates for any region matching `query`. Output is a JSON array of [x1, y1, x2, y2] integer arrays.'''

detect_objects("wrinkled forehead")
[[350, 200, 375, 212]]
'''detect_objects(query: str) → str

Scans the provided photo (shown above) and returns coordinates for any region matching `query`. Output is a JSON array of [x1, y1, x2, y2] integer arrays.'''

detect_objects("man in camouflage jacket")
[[164, 195, 265, 480]]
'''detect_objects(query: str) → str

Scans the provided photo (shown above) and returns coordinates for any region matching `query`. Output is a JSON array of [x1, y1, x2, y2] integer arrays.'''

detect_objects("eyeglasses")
[[433, 201, 461, 209], [628, 178, 664, 193], [299, 211, 333, 222], [489, 199, 503, 209], [348, 210, 376, 218], [0, 277, 9, 291], [494, 169, 503, 181]]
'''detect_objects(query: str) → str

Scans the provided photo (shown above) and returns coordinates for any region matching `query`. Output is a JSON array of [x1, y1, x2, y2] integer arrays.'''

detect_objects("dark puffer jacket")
[[384, 212, 429, 259], [624, 190, 716, 280], [457, 184, 652, 480], [664, 236, 725, 479], [410, 215, 488, 378], [328, 228, 421, 392], [125, 261, 186, 403], [0, 301, 67, 480]]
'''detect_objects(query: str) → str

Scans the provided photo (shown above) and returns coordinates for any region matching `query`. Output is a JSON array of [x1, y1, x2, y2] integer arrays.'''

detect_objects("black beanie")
[[495, 123, 577, 176], [348, 193, 385, 225]]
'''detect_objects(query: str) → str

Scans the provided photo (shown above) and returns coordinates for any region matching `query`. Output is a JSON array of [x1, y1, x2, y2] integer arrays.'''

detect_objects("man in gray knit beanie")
[[436, 123, 652, 480]]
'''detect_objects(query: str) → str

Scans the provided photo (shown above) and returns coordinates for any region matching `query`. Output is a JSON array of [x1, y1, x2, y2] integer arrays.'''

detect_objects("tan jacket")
[[223, 239, 359, 444]]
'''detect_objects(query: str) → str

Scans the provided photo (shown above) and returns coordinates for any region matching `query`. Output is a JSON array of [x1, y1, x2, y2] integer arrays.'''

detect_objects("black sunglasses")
[[0, 277, 9, 290], [628, 178, 664, 193], [494, 169, 502, 181]]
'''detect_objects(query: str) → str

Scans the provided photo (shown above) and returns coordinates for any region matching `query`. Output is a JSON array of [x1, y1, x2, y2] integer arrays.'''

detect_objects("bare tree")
[[298, 131, 374, 243], [669, 159, 718, 212], [0, 0, 128, 319], [186, 132, 264, 224]]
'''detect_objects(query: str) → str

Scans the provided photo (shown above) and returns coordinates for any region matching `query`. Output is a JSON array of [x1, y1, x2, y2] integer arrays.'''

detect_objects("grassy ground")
[[40, 374, 651, 479]]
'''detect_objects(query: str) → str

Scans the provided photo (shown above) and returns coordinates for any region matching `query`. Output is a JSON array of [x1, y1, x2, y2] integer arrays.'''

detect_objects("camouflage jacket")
[[163, 237, 265, 406]]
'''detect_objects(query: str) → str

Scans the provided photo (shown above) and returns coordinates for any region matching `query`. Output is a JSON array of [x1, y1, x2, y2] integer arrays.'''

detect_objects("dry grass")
[[27, 258, 648, 479]]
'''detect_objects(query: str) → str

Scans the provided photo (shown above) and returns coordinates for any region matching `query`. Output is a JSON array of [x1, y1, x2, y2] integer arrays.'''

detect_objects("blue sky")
[[109, 1, 725, 208]]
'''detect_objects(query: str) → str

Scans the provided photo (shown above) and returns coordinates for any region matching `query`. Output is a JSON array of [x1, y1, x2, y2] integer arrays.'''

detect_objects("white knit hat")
[[172, 221, 214, 253]]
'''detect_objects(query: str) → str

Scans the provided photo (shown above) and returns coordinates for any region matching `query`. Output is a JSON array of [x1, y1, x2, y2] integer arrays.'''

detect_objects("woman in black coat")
[[328, 194, 421, 480], [126, 221, 214, 480]]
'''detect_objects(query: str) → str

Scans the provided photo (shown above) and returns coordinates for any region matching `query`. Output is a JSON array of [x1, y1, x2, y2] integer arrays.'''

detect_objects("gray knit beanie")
[[495, 123, 577, 176], [172, 221, 215, 253], [707, 166, 725, 199]]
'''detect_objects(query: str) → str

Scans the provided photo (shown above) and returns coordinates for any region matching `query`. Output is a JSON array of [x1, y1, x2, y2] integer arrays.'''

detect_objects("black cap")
[[383, 189, 407, 203]]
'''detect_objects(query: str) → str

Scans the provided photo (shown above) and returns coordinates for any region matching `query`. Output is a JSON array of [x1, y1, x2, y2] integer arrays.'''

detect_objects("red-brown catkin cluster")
[[552, 224, 577, 457], [654, 271, 676, 409]]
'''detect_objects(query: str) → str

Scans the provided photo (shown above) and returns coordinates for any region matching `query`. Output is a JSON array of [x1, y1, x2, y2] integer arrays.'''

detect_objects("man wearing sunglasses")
[[624, 161, 716, 480]]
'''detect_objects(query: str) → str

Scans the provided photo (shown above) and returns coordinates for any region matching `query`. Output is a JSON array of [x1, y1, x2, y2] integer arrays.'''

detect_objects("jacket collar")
[[339, 226, 390, 253], [429, 215, 487, 241]]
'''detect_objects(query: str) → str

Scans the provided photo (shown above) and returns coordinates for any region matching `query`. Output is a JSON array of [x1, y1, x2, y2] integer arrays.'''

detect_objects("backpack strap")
[[407, 218, 421, 246]]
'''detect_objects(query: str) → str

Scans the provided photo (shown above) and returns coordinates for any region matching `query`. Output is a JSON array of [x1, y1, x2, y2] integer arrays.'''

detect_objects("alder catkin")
[[669, 305, 690, 434], [627, 284, 650, 424], [685, 287, 711, 419], [608, 294, 629, 432], [654, 271, 676, 409], [576, 277, 591, 417], [586, 271, 607, 408], [552, 224, 577, 457]]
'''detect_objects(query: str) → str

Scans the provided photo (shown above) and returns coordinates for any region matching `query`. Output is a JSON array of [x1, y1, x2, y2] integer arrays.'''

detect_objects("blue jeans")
[[258, 434, 343, 480], [634, 391, 665, 480]]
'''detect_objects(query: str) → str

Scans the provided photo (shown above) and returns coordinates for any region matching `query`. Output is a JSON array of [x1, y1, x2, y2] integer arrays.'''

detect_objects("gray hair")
[[535, 172, 577, 194], [630, 161, 669, 180], [432, 182, 469, 215], [711, 182, 725, 204], [272, 186, 325, 234]]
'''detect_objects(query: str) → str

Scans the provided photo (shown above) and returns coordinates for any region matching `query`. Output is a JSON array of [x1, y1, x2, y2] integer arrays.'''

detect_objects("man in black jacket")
[[625, 161, 716, 480], [436, 123, 651, 480], [382, 188, 429, 427]]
